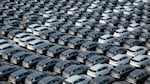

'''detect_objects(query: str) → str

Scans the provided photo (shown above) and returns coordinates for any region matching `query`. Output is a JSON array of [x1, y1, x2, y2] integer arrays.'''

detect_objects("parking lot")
[[0, 0, 150, 84]]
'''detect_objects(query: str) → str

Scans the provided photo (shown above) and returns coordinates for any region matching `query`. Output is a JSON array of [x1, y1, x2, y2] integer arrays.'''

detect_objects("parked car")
[[98, 34, 115, 44], [59, 49, 79, 60], [40, 30, 56, 40], [22, 55, 46, 68], [85, 55, 109, 67], [36, 58, 60, 71], [89, 76, 115, 84], [49, 32, 66, 43], [145, 76, 150, 84], [8, 69, 32, 84], [26, 24, 41, 33], [127, 23, 142, 31], [76, 29, 92, 38], [38, 76, 65, 84], [13, 33, 31, 43], [68, 38, 86, 49], [80, 41, 98, 51], [58, 35, 76, 46], [127, 46, 148, 57], [109, 54, 131, 66], [139, 33, 150, 42], [46, 45, 68, 58], [54, 60, 80, 74], [86, 31, 103, 42], [63, 65, 88, 78], [113, 29, 129, 37], [112, 81, 130, 84], [7, 29, 24, 39], [68, 27, 84, 36], [126, 69, 149, 84], [63, 75, 91, 84], [130, 55, 150, 68], [111, 65, 135, 80], [87, 64, 113, 77], [123, 39, 143, 49]]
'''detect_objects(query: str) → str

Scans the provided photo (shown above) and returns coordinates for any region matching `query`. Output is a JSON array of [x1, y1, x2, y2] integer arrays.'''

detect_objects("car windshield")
[[89, 69, 96, 72]]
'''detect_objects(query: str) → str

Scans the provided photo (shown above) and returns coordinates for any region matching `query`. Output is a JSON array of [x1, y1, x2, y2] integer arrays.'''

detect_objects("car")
[[86, 31, 103, 42], [143, 24, 150, 33], [89, 76, 115, 84], [0, 44, 19, 55], [130, 55, 150, 68], [113, 37, 128, 46], [112, 81, 130, 84], [68, 38, 86, 49], [13, 4, 24, 11], [126, 69, 149, 84], [106, 46, 127, 57], [126, 46, 148, 57], [0, 38, 15, 46], [68, 26, 84, 36], [23, 13, 39, 22], [85, 55, 109, 67], [44, 19, 62, 27], [46, 45, 68, 58], [87, 64, 113, 77], [63, 65, 88, 78], [49, 32, 67, 43], [38, 76, 65, 84], [40, 30, 56, 40], [36, 58, 60, 71], [32, 26, 50, 36], [7, 29, 24, 39], [77, 51, 100, 63], [19, 21, 34, 30], [127, 23, 142, 31], [0, 65, 20, 79], [128, 29, 143, 39], [13, 33, 31, 43], [8, 69, 32, 84], [113, 29, 129, 37], [0, 26, 17, 36], [25, 72, 51, 84], [27, 40, 49, 51], [17, 36, 39, 47], [26, 24, 41, 33], [76, 29, 92, 38], [42, 10, 55, 17], [58, 35, 76, 46], [22, 55, 46, 68], [98, 34, 115, 44], [110, 65, 135, 80], [59, 49, 79, 60], [1, 48, 26, 61], [59, 24, 74, 33], [139, 33, 150, 42], [99, 16, 111, 24], [80, 41, 98, 51], [123, 39, 143, 49], [96, 43, 114, 54], [3, 9, 15, 16], [10, 52, 33, 65], [36, 43, 55, 54], [146, 39, 150, 49], [54, 60, 80, 74], [63, 75, 91, 84], [109, 54, 131, 66]]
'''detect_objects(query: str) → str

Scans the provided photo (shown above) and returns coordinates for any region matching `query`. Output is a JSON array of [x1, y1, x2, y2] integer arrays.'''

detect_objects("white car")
[[13, 33, 31, 43], [113, 29, 129, 37], [109, 54, 131, 66], [102, 10, 113, 17], [127, 23, 142, 31], [113, 6, 124, 14], [27, 39, 48, 51], [26, 24, 41, 32], [75, 19, 89, 27], [32, 26, 49, 36], [98, 35, 115, 44], [130, 55, 150, 68], [127, 46, 148, 57], [87, 64, 113, 77], [44, 19, 61, 27], [67, 7, 79, 15], [43, 10, 55, 17], [0, 39, 15, 46], [63, 75, 91, 84], [99, 16, 111, 24]]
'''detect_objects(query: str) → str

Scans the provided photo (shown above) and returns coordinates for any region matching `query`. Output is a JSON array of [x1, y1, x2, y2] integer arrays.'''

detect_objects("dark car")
[[49, 32, 67, 43], [77, 51, 100, 63], [123, 39, 143, 49], [0, 8, 7, 15], [54, 60, 80, 74], [46, 45, 69, 58], [59, 49, 79, 60], [139, 33, 150, 42], [12, 4, 24, 11], [0, 65, 21, 79], [86, 31, 104, 41], [143, 24, 150, 33], [68, 26, 84, 36], [76, 29, 92, 38], [85, 55, 109, 67], [36, 43, 55, 54], [10, 52, 33, 65], [104, 26, 119, 34], [36, 58, 60, 71], [106, 46, 127, 57], [0, 16, 8, 23], [22, 55, 47, 69], [8, 69, 32, 84], [7, 29, 24, 39], [15, 11, 26, 18], [62, 65, 88, 78], [1, 48, 26, 61], [0, 26, 17, 36], [96, 43, 114, 55], [68, 38, 86, 49], [145, 76, 150, 84], [58, 35, 76, 46], [128, 29, 143, 39], [80, 41, 98, 51], [126, 69, 149, 84], [113, 37, 129, 46], [38, 76, 65, 84], [111, 65, 135, 80], [40, 30, 56, 40], [3, 9, 15, 16], [23, 13, 38, 22], [59, 24, 74, 33], [89, 76, 115, 84], [19, 21, 34, 30], [19, 5, 30, 12]]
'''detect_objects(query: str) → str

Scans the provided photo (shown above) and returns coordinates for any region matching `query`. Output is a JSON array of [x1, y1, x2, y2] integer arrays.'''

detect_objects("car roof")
[[100, 35, 114, 39], [112, 54, 129, 60], [129, 46, 147, 51], [26, 72, 43, 79], [90, 64, 111, 71], [132, 55, 150, 61], [64, 65, 86, 72], [65, 75, 82, 83], [10, 69, 29, 77], [128, 69, 147, 77], [114, 65, 134, 72]]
